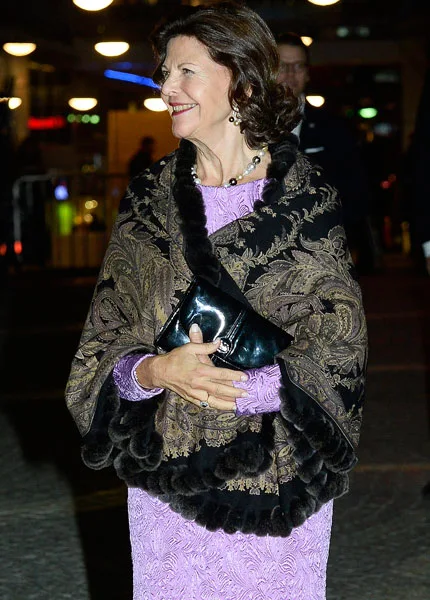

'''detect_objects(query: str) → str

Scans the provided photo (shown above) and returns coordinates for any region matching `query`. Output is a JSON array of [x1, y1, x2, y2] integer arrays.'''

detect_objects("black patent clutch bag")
[[155, 277, 293, 370]]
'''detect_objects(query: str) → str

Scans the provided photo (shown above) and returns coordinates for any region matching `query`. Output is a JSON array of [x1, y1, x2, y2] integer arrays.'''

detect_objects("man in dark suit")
[[276, 32, 377, 274], [407, 65, 430, 276]]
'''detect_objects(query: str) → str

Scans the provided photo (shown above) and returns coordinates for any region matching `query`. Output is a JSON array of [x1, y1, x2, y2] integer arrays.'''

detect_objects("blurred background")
[[0, 0, 429, 272], [1, 2, 430, 599]]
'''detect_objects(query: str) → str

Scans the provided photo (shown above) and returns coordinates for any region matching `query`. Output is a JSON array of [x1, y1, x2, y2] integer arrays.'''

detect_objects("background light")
[[300, 36, 313, 47], [336, 26, 350, 38], [54, 184, 69, 201], [28, 116, 66, 130], [85, 200, 98, 209], [359, 107, 378, 119], [57, 203, 74, 236], [8, 97, 22, 110], [373, 123, 395, 137], [306, 95, 325, 108], [95, 42, 130, 57], [307, 0, 341, 6], [73, 0, 113, 10], [144, 98, 168, 112], [3, 43, 36, 57], [104, 69, 159, 89], [356, 26, 370, 37], [68, 97, 98, 111]]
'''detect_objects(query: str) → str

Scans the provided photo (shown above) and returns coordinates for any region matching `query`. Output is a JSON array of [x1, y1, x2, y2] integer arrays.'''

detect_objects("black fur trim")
[[173, 138, 298, 280], [115, 416, 275, 495], [81, 437, 116, 470], [158, 461, 348, 538], [174, 139, 221, 284], [290, 496, 312, 528], [204, 503, 231, 532], [298, 453, 325, 484], [280, 383, 357, 476], [81, 379, 120, 470], [270, 505, 293, 537]]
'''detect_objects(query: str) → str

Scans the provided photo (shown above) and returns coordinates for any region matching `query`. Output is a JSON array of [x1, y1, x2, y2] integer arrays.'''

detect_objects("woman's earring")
[[229, 105, 242, 126]]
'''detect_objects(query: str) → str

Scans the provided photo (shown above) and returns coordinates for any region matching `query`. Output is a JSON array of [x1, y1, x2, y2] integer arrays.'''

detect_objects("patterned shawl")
[[65, 137, 367, 537]]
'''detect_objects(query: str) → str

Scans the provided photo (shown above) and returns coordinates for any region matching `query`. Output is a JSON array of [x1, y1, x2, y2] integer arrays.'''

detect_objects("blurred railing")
[[10, 171, 129, 269]]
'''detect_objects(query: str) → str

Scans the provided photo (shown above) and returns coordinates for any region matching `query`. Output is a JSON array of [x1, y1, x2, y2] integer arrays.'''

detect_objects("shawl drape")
[[65, 138, 367, 537]]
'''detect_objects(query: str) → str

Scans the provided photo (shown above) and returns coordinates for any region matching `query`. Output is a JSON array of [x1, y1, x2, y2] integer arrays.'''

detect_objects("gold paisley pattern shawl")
[[65, 146, 367, 533]]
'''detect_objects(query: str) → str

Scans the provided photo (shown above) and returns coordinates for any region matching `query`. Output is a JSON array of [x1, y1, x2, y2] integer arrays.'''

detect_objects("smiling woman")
[[65, 2, 367, 599], [158, 36, 233, 150]]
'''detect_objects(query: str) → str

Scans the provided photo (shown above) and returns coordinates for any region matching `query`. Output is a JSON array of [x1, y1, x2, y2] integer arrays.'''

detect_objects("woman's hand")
[[135, 325, 248, 411]]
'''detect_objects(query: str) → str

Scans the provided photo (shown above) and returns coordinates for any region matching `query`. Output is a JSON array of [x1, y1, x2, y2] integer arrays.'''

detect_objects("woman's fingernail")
[[190, 323, 200, 333], [240, 375, 248, 382], [241, 391, 249, 398]]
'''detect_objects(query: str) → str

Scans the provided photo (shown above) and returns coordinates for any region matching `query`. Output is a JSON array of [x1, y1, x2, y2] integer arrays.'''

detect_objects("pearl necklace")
[[191, 145, 268, 188]]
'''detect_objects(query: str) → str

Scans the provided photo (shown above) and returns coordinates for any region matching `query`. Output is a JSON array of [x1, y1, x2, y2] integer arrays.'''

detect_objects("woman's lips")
[[171, 103, 196, 116]]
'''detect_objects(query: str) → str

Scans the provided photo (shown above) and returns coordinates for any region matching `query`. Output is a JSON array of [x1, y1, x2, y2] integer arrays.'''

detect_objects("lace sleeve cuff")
[[234, 363, 282, 416], [113, 354, 164, 401]]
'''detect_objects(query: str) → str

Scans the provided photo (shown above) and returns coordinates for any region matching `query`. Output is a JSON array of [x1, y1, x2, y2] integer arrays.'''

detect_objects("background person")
[[127, 135, 156, 179], [402, 64, 430, 276], [276, 31, 378, 274], [66, 3, 367, 599]]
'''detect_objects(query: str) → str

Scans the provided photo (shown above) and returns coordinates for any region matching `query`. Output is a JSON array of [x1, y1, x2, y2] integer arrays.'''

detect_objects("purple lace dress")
[[116, 180, 333, 600]]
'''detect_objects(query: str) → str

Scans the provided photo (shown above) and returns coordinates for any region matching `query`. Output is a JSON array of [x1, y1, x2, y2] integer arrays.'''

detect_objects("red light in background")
[[14, 241, 22, 255], [28, 116, 66, 130], [0, 243, 7, 256], [380, 180, 390, 190]]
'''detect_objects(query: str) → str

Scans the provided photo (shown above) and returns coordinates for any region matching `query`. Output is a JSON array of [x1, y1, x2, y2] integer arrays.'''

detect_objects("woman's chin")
[[171, 125, 190, 140]]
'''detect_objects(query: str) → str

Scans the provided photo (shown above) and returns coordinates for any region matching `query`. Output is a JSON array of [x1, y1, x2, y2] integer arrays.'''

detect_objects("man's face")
[[277, 44, 309, 97]]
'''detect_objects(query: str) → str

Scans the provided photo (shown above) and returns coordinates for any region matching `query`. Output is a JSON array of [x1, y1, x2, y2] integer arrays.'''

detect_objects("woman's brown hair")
[[150, 1, 300, 148]]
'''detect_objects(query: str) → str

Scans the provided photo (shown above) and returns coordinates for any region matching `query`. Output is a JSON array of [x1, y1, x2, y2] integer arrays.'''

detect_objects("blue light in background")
[[54, 183, 69, 201], [114, 62, 133, 70], [104, 70, 159, 89]]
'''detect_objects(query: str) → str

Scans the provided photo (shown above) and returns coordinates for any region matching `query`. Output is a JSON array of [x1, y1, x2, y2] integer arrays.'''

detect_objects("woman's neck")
[[189, 134, 270, 187]]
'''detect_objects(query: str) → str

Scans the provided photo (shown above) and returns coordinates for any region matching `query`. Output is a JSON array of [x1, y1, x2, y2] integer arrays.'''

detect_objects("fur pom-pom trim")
[[81, 436, 116, 470], [81, 379, 121, 470], [174, 139, 221, 284], [280, 383, 357, 477]]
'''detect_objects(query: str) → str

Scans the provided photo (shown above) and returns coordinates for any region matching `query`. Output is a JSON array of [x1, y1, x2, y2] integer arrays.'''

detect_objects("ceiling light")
[[73, 0, 113, 10], [300, 36, 313, 47], [3, 43, 36, 57], [144, 98, 168, 112], [307, 0, 340, 6], [306, 95, 325, 108], [8, 97, 22, 110], [95, 42, 130, 57], [68, 97, 98, 111]]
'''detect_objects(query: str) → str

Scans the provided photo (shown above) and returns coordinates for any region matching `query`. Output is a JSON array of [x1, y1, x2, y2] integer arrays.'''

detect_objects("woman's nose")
[[160, 74, 177, 97]]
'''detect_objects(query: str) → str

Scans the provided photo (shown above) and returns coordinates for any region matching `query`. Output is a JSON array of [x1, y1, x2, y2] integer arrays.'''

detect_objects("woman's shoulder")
[[284, 150, 339, 197], [129, 149, 177, 188], [278, 150, 342, 229], [119, 149, 178, 216]]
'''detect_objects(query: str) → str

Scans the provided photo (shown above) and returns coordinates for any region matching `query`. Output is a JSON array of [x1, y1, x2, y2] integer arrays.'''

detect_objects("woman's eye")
[[182, 68, 194, 75], [160, 70, 169, 82]]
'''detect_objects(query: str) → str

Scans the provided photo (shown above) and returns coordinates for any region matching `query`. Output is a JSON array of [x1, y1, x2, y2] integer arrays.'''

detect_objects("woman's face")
[[160, 35, 233, 145]]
